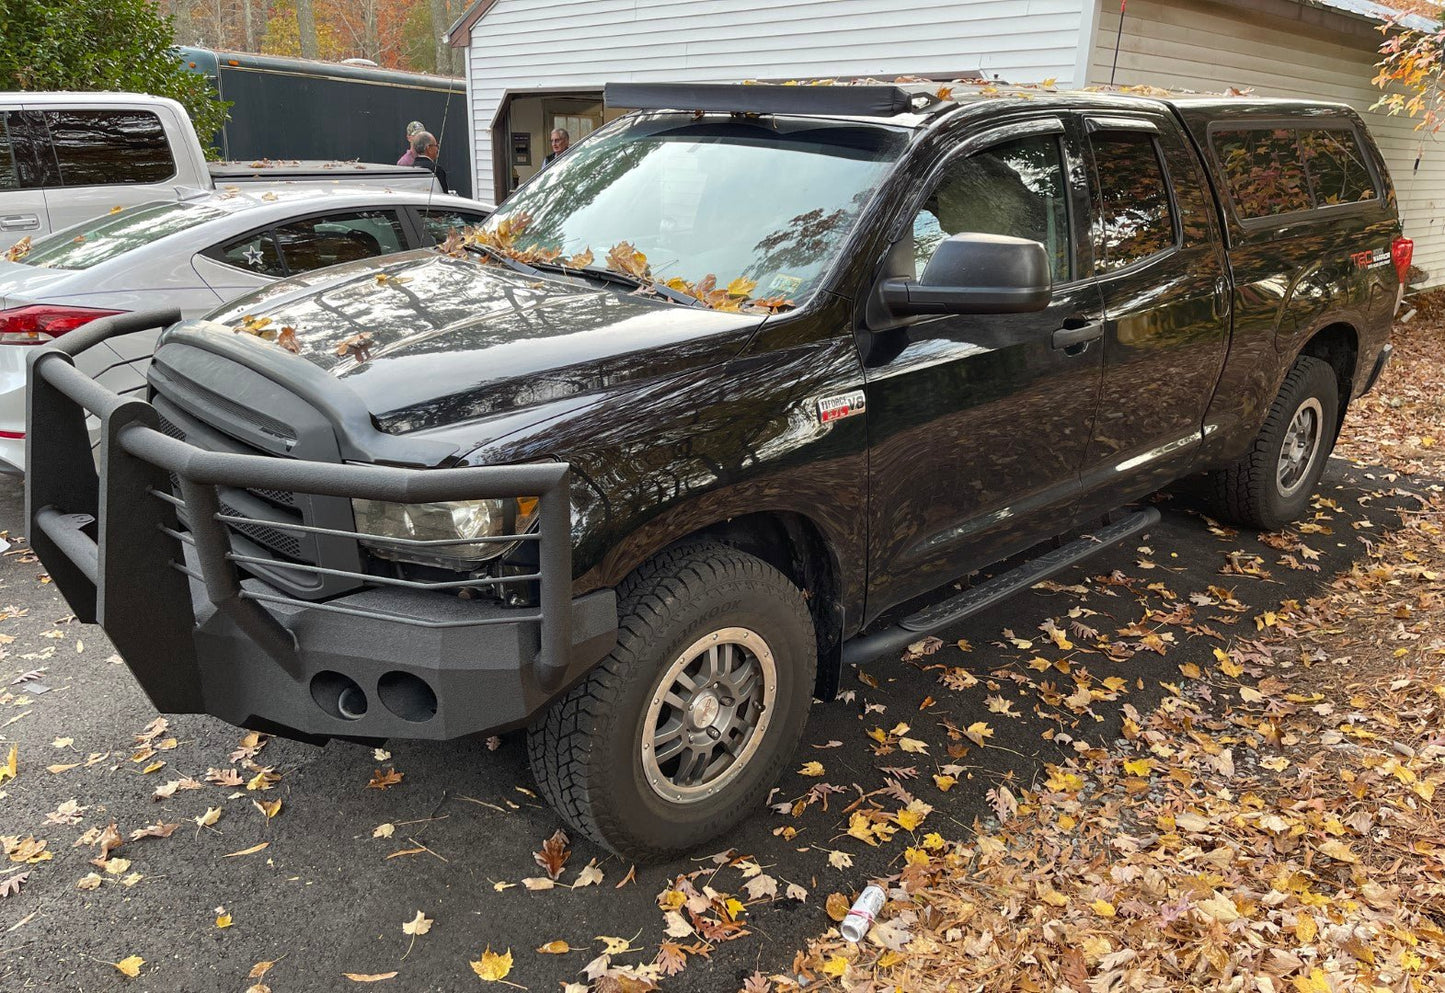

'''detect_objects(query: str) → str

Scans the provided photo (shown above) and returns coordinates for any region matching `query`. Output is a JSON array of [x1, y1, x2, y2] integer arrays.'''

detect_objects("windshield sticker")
[[768, 274, 804, 295]]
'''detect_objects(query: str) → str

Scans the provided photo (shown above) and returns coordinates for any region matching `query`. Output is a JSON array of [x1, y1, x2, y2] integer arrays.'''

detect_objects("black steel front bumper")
[[25, 311, 616, 741]]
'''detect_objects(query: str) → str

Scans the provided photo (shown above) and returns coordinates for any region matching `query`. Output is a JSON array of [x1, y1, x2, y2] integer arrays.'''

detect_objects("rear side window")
[[1299, 129, 1377, 206], [273, 210, 407, 273], [218, 231, 286, 278], [43, 110, 176, 187], [1212, 126, 1376, 220], [1090, 131, 1177, 273]]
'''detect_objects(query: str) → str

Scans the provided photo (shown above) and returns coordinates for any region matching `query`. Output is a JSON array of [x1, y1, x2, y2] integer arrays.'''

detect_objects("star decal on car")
[[243, 244, 265, 267]]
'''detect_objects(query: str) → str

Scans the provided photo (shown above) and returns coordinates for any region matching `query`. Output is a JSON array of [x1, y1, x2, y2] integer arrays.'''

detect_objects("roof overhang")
[[445, 0, 499, 48]]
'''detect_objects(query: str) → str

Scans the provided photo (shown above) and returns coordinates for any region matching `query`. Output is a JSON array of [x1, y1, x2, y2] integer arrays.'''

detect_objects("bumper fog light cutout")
[[378, 671, 438, 723], [310, 671, 367, 721]]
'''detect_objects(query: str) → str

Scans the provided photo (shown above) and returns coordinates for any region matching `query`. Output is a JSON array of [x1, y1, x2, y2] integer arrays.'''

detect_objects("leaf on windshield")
[[564, 247, 594, 269], [606, 241, 650, 280], [752, 296, 796, 314], [5, 237, 32, 262], [725, 276, 758, 299]]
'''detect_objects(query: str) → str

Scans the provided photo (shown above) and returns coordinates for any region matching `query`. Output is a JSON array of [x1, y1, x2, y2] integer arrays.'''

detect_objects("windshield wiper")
[[555, 264, 708, 308], [465, 242, 542, 277]]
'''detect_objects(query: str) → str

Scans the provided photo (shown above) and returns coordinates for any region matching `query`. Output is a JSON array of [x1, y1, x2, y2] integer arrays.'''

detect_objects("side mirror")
[[880, 232, 1053, 316]]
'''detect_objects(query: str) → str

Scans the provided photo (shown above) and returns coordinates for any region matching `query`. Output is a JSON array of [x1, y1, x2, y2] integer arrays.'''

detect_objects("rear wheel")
[[1212, 355, 1338, 530], [527, 542, 816, 859]]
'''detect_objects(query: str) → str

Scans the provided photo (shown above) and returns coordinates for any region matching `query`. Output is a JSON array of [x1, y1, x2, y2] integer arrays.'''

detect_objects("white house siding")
[[1088, 0, 1445, 287], [463, 0, 1090, 199]]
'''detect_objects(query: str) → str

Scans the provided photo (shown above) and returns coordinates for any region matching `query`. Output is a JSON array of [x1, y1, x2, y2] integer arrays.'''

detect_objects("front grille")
[[151, 385, 363, 601], [218, 496, 305, 561], [157, 367, 297, 444]]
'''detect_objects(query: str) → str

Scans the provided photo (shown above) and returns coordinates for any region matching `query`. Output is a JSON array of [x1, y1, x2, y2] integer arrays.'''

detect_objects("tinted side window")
[[274, 210, 407, 273], [0, 114, 18, 191], [44, 110, 175, 187], [218, 231, 285, 277], [912, 133, 1072, 283], [1299, 128, 1377, 205], [1091, 131, 1177, 273], [1, 111, 58, 189], [417, 207, 490, 246], [1212, 128, 1313, 219]]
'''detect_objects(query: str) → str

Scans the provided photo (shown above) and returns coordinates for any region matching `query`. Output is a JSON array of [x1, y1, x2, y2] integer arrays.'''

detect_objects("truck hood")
[[193, 249, 763, 436]]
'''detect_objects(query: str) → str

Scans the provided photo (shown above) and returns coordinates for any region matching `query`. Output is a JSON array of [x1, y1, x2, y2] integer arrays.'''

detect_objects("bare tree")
[[297, 0, 319, 59]]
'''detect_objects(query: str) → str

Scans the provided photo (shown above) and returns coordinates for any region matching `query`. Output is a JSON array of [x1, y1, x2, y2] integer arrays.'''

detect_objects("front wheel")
[[1211, 354, 1339, 530], [527, 542, 816, 860]]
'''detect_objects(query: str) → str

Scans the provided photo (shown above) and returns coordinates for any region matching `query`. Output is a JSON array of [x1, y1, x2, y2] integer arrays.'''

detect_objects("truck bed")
[[208, 160, 440, 193]]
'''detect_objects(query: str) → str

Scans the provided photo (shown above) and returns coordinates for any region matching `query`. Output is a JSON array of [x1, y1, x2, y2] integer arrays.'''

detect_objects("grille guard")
[[26, 310, 578, 715]]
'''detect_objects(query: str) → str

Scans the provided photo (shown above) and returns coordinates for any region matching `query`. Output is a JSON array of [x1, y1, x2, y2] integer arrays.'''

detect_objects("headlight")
[[351, 497, 538, 568]]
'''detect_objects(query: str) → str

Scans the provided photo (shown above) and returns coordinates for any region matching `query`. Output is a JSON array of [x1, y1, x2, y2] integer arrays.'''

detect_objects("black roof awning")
[[603, 82, 933, 118]]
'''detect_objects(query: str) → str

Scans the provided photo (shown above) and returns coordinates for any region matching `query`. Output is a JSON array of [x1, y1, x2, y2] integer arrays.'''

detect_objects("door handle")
[[1051, 320, 1104, 350], [0, 214, 39, 231]]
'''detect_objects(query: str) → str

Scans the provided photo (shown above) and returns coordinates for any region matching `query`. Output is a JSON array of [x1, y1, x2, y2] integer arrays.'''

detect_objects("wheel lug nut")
[[707, 727, 721, 740], [721, 697, 734, 707]]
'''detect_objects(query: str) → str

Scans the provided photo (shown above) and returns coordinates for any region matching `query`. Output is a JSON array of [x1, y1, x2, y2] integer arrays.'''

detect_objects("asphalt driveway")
[[0, 461, 1425, 991]]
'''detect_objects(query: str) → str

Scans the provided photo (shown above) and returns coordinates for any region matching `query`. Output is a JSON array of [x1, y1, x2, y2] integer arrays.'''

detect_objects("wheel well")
[[673, 513, 843, 700], [1298, 322, 1358, 445]]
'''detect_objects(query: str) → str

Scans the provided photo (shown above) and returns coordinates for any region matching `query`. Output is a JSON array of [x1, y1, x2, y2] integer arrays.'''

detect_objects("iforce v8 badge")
[[817, 390, 866, 425]]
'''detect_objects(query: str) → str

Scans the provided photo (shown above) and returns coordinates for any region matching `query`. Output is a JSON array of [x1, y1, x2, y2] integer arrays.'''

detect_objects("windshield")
[[485, 113, 910, 304], [25, 201, 230, 271]]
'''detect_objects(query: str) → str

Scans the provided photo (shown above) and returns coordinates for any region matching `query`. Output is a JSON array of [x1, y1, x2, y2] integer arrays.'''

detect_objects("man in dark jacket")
[[542, 128, 570, 170], [411, 131, 448, 193]]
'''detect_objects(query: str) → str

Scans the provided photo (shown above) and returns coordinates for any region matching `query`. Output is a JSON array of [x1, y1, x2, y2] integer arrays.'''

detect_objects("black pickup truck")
[[26, 82, 1406, 858]]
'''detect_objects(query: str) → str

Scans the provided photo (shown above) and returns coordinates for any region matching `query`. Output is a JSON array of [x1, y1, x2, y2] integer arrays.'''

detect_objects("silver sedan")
[[0, 186, 491, 473]]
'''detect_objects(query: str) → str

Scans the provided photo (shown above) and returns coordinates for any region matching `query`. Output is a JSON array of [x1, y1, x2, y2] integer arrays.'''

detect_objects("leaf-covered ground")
[[768, 314, 1445, 992], [0, 315, 1439, 992]]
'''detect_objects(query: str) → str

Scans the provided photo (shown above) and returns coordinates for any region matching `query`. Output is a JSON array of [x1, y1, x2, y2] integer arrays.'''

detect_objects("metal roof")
[[1310, 0, 1438, 31]]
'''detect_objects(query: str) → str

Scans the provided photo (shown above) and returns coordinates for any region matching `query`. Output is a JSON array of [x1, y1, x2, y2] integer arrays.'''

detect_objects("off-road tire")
[[1211, 355, 1339, 531], [527, 542, 816, 860]]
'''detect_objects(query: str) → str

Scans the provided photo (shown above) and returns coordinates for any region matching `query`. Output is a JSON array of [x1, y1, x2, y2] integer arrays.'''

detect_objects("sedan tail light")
[[0, 304, 124, 345], [1392, 237, 1414, 286]]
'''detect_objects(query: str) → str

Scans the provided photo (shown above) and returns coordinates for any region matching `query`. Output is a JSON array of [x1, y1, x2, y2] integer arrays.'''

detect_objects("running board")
[[842, 507, 1160, 667]]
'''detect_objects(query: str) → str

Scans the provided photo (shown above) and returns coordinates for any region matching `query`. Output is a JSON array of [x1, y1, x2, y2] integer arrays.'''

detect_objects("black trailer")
[[179, 47, 471, 198]]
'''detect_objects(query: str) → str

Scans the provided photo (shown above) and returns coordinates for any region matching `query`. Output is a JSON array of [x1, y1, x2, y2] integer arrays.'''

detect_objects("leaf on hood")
[[533, 828, 570, 881], [277, 326, 301, 354], [335, 331, 376, 365], [563, 247, 594, 269]]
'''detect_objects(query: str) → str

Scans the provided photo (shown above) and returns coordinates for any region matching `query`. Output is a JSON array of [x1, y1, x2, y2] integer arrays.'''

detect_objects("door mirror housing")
[[881, 232, 1053, 316]]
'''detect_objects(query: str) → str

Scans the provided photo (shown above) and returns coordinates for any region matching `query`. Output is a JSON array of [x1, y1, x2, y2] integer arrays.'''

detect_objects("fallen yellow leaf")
[[536, 940, 570, 954], [113, 955, 144, 978], [221, 842, 270, 859], [470, 947, 513, 982], [343, 971, 398, 983]]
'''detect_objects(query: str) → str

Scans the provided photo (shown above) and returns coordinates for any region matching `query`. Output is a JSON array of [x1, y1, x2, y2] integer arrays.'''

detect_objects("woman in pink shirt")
[[397, 121, 425, 166]]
